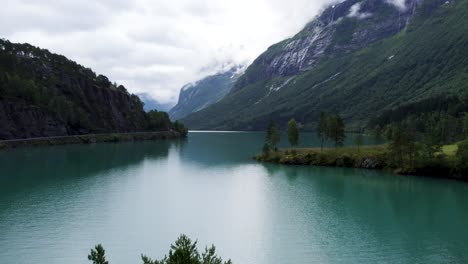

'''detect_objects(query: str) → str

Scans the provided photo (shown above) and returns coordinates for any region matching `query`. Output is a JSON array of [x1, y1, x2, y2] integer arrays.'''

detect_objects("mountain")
[[0, 39, 185, 140], [182, 0, 468, 130], [138, 93, 174, 112], [169, 66, 244, 121]]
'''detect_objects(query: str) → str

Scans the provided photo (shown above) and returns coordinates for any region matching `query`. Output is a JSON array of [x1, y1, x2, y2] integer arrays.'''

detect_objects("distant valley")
[[169, 66, 244, 121], [138, 93, 174, 112]]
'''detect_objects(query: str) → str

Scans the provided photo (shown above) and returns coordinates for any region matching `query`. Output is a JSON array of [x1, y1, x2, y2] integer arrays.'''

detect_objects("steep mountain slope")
[[169, 66, 243, 120], [0, 39, 182, 140], [182, 0, 468, 130]]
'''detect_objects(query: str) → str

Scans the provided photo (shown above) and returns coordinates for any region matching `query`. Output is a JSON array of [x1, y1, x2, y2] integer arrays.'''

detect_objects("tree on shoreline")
[[385, 124, 419, 168], [317, 112, 329, 151], [329, 115, 346, 147], [266, 121, 281, 151], [456, 140, 468, 176], [354, 132, 364, 152], [317, 112, 346, 149], [287, 119, 300, 147], [372, 125, 382, 144], [463, 113, 468, 138]]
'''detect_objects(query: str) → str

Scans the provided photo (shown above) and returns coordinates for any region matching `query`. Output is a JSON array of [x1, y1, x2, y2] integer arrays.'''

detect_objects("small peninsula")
[[256, 115, 468, 181]]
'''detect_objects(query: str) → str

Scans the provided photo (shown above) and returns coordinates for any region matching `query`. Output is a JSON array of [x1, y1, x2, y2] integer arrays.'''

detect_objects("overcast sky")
[[2, 0, 338, 104]]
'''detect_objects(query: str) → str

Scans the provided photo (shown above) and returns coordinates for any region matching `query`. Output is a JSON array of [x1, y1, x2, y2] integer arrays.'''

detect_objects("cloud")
[[348, 2, 373, 19], [2, 0, 336, 104], [386, 0, 407, 10]]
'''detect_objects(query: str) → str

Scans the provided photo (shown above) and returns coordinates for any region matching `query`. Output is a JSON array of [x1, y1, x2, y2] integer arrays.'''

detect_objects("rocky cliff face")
[[169, 66, 244, 120], [0, 39, 150, 139], [234, 0, 421, 91], [0, 98, 67, 139]]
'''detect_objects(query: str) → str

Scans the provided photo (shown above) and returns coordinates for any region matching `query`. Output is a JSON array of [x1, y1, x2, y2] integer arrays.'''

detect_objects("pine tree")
[[317, 112, 329, 151], [329, 115, 346, 147], [287, 119, 300, 147], [88, 244, 109, 264], [463, 113, 468, 138], [354, 133, 364, 152], [266, 121, 281, 151], [141, 234, 232, 264]]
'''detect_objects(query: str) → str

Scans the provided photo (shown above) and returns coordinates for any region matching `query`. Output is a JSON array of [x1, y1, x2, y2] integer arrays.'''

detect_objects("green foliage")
[[265, 121, 281, 150], [375, 105, 463, 144], [0, 38, 189, 138], [371, 125, 383, 144], [463, 114, 468, 138], [201, 245, 232, 264], [286, 119, 300, 147], [262, 143, 272, 156], [146, 111, 189, 135], [316, 112, 346, 148], [455, 140, 468, 176], [354, 133, 364, 151], [88, 244, 109, 264], [328, 115, 346, 147], [256, 145, 388, 168], [385, 124, 420, 168], [317, 112, 329, 151], [182, 0, 468, 131], [141, 234, 232, 264], [87, 235, 231, 264], [173, 121, 189, 137], [146, 110, 172, 131]]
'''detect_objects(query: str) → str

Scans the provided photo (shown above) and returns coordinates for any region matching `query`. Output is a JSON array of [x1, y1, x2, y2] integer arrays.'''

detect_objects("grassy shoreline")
[[0, 131, 184, 150], [255, 145, 466, 181]]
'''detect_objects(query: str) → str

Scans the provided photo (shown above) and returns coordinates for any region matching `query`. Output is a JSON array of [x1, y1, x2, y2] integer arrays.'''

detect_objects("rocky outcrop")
[[354, 157, 385, 169], [0, 98, 67, 139], [233, 0, 421, 91]]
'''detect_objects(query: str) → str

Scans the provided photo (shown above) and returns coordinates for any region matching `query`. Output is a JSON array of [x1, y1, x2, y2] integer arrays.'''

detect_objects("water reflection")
[[0, 132, 467, 264], [257, 163, 468, 263], [179, 132, 384, 167], [0, 141, 175, 196]]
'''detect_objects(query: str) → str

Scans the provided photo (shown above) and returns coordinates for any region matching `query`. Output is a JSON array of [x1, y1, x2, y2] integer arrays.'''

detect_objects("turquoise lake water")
[[0, 132, 467, 264]]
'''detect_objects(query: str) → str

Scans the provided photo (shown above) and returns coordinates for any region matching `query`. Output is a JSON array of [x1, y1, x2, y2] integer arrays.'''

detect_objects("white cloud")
[[1, 0, 336, 104], [386, 0, 407, 10], [348, 2, 372, 19]]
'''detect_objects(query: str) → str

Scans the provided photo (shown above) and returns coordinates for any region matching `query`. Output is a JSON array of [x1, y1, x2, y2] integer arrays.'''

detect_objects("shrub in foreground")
[[88, 234, 232, 264]]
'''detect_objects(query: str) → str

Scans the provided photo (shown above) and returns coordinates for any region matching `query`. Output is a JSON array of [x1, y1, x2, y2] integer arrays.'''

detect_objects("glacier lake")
[[1, 132, 467, 264]]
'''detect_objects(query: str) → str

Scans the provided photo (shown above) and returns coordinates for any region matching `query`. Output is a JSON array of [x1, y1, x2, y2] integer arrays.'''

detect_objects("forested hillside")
[[182, 0, 468, 131], [0, 39, 186, 140]]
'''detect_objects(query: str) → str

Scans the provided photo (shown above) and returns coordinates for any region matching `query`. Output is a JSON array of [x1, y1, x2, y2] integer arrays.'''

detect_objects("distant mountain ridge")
[[169, 65, 244, 120], [138, 93, 174, 112], [182, 0, 468, 130]]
